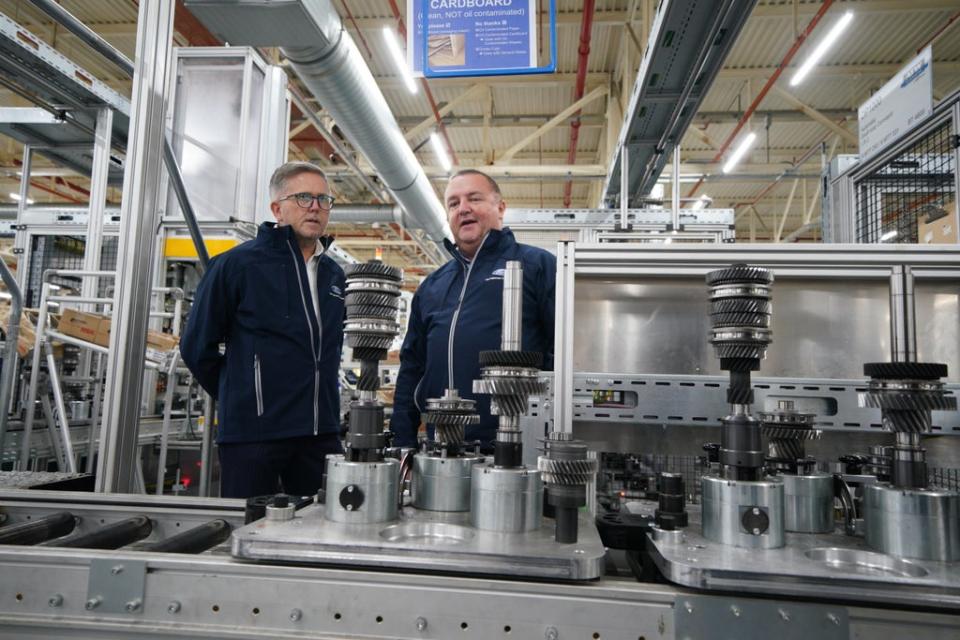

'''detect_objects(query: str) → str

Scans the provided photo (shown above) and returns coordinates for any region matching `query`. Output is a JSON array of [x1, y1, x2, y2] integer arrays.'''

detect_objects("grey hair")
[[269, 161, 328, 201]]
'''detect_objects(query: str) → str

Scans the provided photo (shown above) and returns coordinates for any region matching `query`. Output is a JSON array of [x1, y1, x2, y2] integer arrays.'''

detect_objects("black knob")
[[272, 493, 290, 508]]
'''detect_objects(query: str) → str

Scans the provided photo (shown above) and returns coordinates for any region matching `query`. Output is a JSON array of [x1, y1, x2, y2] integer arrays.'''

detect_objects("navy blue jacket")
[[390, 228, 555, 448], [180, 222, 346, 444]]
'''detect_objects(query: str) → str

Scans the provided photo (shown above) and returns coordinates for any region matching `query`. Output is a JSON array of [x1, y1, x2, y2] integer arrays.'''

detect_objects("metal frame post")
[[0, 260, 22, 458], [13, 145, 32, 294], [44, 341, 76, 473], [552, 241, 575, 435], [672, 144, 681, 231], [81, 108, 113, 306], [619, 147, 629, 230], [199, 395, 214, 497], [97, 0, 176, 494]]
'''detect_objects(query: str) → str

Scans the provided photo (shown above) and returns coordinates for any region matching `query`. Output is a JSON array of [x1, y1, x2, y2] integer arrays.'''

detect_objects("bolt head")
[[110, 565, 124, 575], [416, 616, 428, 631], [290, 608, 302, 622], [167, 601, 181, 614], [48, 594, 63, 607]]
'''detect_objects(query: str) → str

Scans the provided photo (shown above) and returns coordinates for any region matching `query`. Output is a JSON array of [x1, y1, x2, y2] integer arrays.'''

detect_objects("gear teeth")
[[706, 265, 774, 286], [863, 362, 948, 380], [710, 298, 772, 314], [472, 378, 548, 396], [537, 458, 599, 485], [344, 261, 403, 281], [345, 292, 400, 308], [882, 411, 933, 433], [768, 439, 805, 461], [346, 304, 399, 320], [858, 392, 957, 412], [424, 411, 481, 426], [353, 347, 387, 361], [762, 426, 822, 440], [490, 396, 531, 415], [435, 423, 465, 444], [710, 312, 771, 328], [346, 334, 394, 350], [712, 343, 768, 360], [478, 350, 543, 368]]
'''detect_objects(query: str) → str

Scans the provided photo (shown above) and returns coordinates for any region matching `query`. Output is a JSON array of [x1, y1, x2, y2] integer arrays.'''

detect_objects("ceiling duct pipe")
[[332, 204, 403, 225], [185, 0, 452, 257]]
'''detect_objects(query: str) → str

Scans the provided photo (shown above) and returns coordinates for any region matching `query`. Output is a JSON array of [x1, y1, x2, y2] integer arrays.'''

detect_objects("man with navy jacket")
[[390, 169, 556, 449], [180, 162, 346, 498]]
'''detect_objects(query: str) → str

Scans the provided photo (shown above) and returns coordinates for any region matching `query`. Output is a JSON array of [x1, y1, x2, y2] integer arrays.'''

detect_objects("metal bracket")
[[675, 595, 848, 640], [86, 559, 146, 614]]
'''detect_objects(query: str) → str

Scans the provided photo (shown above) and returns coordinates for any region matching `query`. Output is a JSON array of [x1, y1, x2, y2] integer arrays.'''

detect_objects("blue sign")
[[407, 0, 556, 78]]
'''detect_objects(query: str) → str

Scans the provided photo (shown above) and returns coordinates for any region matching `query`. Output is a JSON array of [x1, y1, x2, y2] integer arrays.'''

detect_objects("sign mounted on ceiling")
[[858, 46, 934, 161], [407, 0, 556, 78]]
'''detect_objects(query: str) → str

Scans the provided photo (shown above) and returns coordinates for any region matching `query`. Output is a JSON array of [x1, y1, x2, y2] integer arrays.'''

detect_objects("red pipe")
[[562, 0, 596, 208], [686, 0, 835, 198], [339, 0, 374, 60], [386, 0, 460, 167], [916, 9, 960, 53]]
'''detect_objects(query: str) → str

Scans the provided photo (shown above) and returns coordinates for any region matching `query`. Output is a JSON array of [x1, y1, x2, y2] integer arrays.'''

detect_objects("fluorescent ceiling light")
[[430, 132, 452, 172], [722, 132, 757, 174], [9, 192, 35, 204], [789, 10, 854, 87], [382, 28, 418, 94], [880, 229, 898, 242]]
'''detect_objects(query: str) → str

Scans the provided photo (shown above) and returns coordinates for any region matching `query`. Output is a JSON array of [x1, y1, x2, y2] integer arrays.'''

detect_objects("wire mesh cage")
[[24, 234, 119, 307], [855, 117, 957, 244]]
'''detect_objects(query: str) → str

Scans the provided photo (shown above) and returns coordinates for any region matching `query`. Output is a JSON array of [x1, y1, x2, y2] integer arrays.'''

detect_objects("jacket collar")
[[258, 221, 335, 252], [443, 227, 515, 265]]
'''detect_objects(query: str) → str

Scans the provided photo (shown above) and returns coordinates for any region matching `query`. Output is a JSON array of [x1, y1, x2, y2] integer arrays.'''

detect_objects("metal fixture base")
[[470, 464, 543, 533], [701, 474, 785, 549], [783, 472, 835, 533], [231, 503, 604, 580], [863, 483, 960, 562], [411, 454, 483, 512], [323, 456, 399, 524]]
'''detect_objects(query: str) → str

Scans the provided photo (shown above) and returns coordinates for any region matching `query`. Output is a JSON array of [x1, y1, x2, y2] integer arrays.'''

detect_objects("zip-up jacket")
[[180, 222, 346, 444], [390, 228, 555, 448]]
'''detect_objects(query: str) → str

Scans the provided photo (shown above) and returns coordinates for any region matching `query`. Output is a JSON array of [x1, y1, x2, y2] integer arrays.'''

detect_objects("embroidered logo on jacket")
[[330, 285, 344, 298], [485, 267, 506, 282]]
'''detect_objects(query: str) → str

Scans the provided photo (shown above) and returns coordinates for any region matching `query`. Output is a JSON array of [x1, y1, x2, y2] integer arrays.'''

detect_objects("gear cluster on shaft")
[[424, 389, 480, 446], [707, 264, 773, 363], [473, 361, 548, 418], [537, 432, 598, 543], [759, 400, 820, 469], [342, 261, 403, 462], [858, 362, 956, 434], [344, 261, 403, 358]]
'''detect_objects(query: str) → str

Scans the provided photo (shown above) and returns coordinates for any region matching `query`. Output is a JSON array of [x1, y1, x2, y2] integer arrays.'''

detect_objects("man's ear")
[[270, 201, 282, 222]]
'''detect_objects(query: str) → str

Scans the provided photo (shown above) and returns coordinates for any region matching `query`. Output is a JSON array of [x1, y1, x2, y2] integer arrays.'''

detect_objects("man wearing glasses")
[[181, 161, 346, 499]]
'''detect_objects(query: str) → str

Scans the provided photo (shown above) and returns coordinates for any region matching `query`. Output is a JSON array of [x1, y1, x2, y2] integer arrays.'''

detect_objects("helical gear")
[[473, 373, 548, 417], [424, 390, 480, 446], [706, 264, 773, 362], [858, 364, 957, 434], [537, 457, 599, 485]]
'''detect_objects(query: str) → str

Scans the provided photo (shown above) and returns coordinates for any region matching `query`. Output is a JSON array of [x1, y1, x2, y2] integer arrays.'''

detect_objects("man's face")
[[444, 173, 505, 257], [270, 172, 331, 242]]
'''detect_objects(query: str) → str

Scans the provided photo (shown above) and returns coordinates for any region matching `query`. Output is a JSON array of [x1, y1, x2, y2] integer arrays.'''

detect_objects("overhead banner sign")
[[858, 46, 933, 160], [407, 0, 556, 78]]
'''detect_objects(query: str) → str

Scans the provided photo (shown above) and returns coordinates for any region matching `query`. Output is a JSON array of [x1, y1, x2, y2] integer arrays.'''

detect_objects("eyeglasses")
[[279, 192, 335, 210]]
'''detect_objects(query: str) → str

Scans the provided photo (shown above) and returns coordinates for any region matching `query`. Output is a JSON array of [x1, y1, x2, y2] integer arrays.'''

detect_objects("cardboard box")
[[0, 305, 61, 358], [919, 198, 957, 245], [58, 309, 107, 344], [147, 330, 179, 352]]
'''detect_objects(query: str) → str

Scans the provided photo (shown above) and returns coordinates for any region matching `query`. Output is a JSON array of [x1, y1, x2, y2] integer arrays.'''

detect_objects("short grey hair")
[[269, 161, 328, 201]]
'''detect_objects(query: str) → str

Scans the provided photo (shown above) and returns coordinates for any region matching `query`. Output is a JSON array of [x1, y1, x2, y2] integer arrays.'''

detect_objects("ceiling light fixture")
[[722, 132, 757, 174], [8, 192, 35, 205], [430, 132, 452, 172], [789, 10, 854, 87], [382, 27, 418, 94], [692, 194, 711, 210]]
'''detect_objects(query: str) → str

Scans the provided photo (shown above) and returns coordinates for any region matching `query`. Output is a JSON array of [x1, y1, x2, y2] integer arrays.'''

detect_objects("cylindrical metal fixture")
[[324, 456, 399, 524], [142, 519, 231, 553], [782, 473, 834, 533], [0, 511, 75, 545], [863, 483, 960, 561], [701, 474, 785, 549], [501, 261, 522, 352], [470, 465, 543, 533], [411, 454, 483, 512], [889, 265, 917, 363]]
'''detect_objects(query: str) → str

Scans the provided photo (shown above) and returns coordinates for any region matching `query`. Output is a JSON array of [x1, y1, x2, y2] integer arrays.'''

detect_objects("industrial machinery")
[[328, 260, 404, 524]]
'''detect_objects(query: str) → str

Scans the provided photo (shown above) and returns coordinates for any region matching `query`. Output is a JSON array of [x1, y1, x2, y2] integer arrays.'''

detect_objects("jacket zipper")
[[254, 353, 264, 416], [286, 241, 320, 435], [446, 234, 489, 390]]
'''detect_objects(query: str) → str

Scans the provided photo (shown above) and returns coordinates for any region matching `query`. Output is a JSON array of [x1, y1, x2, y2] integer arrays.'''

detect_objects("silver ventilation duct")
[[184, 0, 452, 257]]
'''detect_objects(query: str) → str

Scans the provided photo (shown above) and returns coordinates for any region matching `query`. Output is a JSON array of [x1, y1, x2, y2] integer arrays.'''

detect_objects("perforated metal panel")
[[25, 234, 118, 307]]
